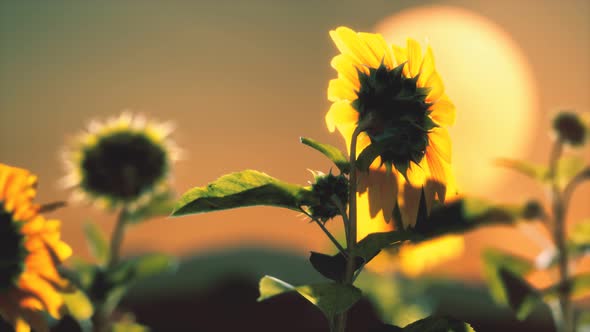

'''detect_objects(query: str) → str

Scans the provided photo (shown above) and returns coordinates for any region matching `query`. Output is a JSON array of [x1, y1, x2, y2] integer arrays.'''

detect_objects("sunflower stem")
[[335, 125, 364, 332], [547, 142, 573, 332], [109, 207, 128, 268], [92, 208, 129, 332], [331, 195, 350, 245]]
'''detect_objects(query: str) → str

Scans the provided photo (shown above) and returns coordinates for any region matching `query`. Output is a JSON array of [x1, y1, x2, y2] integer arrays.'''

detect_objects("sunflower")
[[325, 27, 461, 274], [0, 163, 72, 332], [62, 112, 180, 211]]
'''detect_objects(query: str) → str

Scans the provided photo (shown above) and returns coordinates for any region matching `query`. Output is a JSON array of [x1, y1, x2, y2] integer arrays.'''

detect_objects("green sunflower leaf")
[[354, 197, 532, 264], [571, 220, 590, 245], [411, 197, 530, 239], [109, 253, 178, 286], [309, 251, 364, 282], [555, 156, 587, 189], [370, 324, 403, 332], [495, 158, 547, 181], [62, 259, 98, 291], [496, 157, 588, 190], [172, 170, 315, 216], [83, 222, 109, 266], [497, 268, 541, 320], [482, 249, 535, 307], [354, 230, 416, 263], [300, 137, 350, 174], [537, 221, 590, 269], [125, 191, 177, 224], [576, 310, 590, 331], [542, 273, 590, 301], [112, 322, 150, 332], [402, 315, 476, 332], [257, 275, 362, 320]]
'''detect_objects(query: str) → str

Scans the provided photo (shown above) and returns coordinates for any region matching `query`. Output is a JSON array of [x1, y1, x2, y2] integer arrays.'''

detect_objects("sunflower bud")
[[308, 172, 349, 222], [552, 111, 587, 147]]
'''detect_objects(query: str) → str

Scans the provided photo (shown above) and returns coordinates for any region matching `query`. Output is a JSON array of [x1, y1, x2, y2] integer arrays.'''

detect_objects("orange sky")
[[1, 0, 588, 281]]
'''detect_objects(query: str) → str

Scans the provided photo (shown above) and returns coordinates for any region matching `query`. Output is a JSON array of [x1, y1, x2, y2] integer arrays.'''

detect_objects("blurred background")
[[1, 0, 588, 331]]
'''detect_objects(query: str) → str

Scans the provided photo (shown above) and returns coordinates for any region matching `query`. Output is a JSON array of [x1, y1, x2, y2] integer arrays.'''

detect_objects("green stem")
[[334, 126, 363, 332], [93, 208, 129, 332], [109, 208, 128, 269], [548, 142, 573, 332], [331, 195, 350, 245]]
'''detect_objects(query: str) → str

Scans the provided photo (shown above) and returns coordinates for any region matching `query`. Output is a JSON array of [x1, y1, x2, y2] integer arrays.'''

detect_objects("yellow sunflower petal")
[[325, 100, 358, 133], [362, 170, 399, 223], [18, 274, 63, 318], [329, 27, 380, 68], [330, 54, 362, 86], [392, 45, 407, 67], [426, 71, 445, 102], [355, 132, 372, 159], [418, 46, 436, 87], [406, 38, 422, 78], [398, 235, 464, 276], [428, 128, 452, 163], [327, 78, 358, 102], [429, 95, 456, 126], [14, 318, 31, 332], [398, 179, 423, 228], [358, 32, 394, 69]]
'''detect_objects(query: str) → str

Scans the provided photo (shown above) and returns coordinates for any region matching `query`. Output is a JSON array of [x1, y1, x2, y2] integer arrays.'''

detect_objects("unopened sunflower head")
[[0, 163, 72, 332], [552, 111, 588, 147], [308, 170, 349, 223], [326, 26, 456, 227], [62, 112, 180, 211]]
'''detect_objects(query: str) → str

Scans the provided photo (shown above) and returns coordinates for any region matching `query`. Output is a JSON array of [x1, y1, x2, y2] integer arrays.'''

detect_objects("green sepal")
[[482, 249, 535, 307], [402, 315, 476, 332], [83, 221, 109, 266], [257, 275, 362, 320], [356, 142, 385, 173], [300, 137, 350, 174], [172, 170, 315, 216]]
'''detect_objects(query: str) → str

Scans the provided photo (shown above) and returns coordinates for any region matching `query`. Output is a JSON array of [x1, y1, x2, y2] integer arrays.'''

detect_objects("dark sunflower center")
[[352, 63, 436, 174], [81, 132, 167, 201], [0, 202, 27, 290]]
